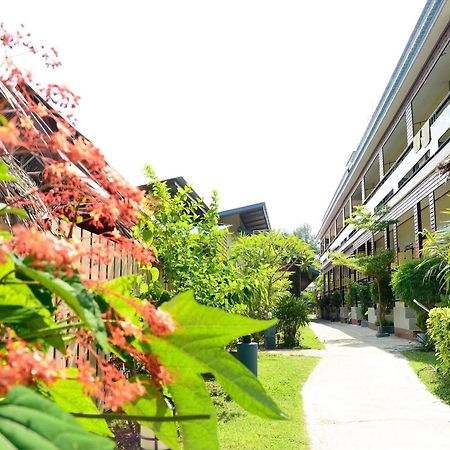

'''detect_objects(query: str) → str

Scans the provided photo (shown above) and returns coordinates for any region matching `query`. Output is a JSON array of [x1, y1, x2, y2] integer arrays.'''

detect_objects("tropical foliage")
[[391, 258, 442, 330], [230, 231, 316, 317], [274, 295, 309, 347], [0, 25, 283, 449], [331, 205, 396, 330], [427, 307, 450, 375]]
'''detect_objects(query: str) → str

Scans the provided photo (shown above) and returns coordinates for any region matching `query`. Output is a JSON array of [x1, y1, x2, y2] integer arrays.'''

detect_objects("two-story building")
[[317, 0, 450, 337]]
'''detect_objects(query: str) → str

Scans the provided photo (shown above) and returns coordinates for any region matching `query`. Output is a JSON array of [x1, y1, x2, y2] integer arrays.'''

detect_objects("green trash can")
[[237, 338, 258, 376]]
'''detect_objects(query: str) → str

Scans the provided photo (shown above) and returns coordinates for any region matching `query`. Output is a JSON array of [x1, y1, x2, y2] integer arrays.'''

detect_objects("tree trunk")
[[376, 276, 384, 332]]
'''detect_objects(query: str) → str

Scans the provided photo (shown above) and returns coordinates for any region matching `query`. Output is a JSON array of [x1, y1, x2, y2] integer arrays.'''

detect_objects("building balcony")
[[320, 93, 450, 263]]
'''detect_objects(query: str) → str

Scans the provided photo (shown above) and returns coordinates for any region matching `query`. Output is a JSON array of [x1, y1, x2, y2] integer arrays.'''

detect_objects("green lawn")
[[209, 353, 319, 450], [402, 350, 450, 405], [298, 326, 324, 350]]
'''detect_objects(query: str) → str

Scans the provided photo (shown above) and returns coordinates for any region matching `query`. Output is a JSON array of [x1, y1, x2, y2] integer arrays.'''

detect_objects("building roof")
[[318, 0, 449, 237], [219, 202, 271, 233], [140, 176, 209, 216]]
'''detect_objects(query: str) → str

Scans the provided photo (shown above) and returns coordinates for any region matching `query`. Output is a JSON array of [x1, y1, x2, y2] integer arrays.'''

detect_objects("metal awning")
[[219, 202, 271, 233]]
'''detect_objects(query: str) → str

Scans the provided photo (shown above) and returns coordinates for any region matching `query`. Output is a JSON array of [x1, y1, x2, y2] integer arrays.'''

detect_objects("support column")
[[405, 103, 414, 144], [429, 191, 436, 232], [384, 226, 390, 250], [413, 203, 423, 258], [361, 178, 365, 203], [393, 223, 399, 265], [378, 150, 384, 180]]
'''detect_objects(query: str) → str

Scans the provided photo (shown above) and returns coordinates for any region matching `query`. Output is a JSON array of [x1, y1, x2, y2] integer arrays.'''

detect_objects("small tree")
[[138, 167, 257, 311], [230, 231, 316, 317], [274, 295, 309, 347], [292, 223, 319, 253]]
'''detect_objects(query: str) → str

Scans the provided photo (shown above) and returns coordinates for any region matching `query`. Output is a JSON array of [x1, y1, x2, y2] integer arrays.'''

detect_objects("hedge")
[[427, 307, 450, 375]]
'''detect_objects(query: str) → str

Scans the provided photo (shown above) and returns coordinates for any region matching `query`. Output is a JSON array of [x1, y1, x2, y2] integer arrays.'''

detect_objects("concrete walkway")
[[303, 320, 450, 450]]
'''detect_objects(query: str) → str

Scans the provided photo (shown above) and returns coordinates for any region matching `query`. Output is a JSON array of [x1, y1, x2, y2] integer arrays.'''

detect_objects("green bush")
[[370, 276, 394, 312], [427, 308, 450, 375], [353, 282, 371, 317], [391, 258, 441, 330], [344, 281, 355, 310], [330, 290, 342, 309], [274, 295, 309, 348]]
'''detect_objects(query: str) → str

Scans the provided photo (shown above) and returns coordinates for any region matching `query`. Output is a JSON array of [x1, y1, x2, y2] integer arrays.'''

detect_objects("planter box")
[[339, 306, 349, 323], [351, 306, 362, 324], [380, 325, 394, 334], [361, 319, 369, 328], [393, 301, 420, 339], [368, 307, 377, 329]]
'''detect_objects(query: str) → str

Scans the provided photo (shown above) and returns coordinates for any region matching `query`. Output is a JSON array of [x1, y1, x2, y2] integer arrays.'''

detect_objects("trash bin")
[[237, 336, 258, 376]]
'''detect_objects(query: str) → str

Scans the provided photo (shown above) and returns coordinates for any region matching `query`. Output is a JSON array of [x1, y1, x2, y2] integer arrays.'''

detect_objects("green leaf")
[[100, 275, 141, 325], [48, 369, 113, 437], [123, 385, 179, 449], [150, 267, 160, 282], [0, 386, 114, 449], [160, 292, 283, 418], [169, 373, 218, 450], [0, 161, 16, 182], [12, 256, 109, 352], [0, 305, 44, 324], [0, 203, 28, 218], [147, 291, 284, 449], [0, 305, 65, 352], [142, 227, 153, 244], [0, 267, 65, 352]]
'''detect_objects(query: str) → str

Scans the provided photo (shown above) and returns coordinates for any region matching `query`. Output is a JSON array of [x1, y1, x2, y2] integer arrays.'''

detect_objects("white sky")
[[4, 0, 427, 232]]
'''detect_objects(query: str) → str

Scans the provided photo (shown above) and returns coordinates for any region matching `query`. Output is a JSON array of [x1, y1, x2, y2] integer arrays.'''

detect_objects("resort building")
[[317, 0, 450, 337]]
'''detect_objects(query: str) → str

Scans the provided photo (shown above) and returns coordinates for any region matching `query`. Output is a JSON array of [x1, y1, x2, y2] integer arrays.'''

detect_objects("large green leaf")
[[144, 291, 284, 449], [12, 256, 108, 352], [168, 373, 218, 450], [123, 385, 178, 449], [158, 291, 284, 419], [0, 386, 114, 449], [48, 369, 113, 437], [0, 274, 65, 352], [0, 305, 65, 351]]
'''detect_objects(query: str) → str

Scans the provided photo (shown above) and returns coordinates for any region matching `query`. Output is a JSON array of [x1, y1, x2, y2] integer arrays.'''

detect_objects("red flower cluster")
[[8, 225, 83, 276], [0, 337, 63, 395]]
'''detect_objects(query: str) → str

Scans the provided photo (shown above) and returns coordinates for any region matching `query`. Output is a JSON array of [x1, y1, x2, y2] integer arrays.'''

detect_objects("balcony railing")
[[320, 90, 450, 257]]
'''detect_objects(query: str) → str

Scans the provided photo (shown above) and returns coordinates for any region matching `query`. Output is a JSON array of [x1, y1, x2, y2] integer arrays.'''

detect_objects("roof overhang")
[[219, 202, 271, 232], [140, 176, 209, 216], [318, 0, 450, 238]]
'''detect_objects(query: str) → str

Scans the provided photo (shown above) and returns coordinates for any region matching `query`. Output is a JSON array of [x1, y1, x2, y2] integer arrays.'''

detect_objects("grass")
[[298, 326, 325, 350], [209, 353, 319, 450], [402, 350, 450, 405]]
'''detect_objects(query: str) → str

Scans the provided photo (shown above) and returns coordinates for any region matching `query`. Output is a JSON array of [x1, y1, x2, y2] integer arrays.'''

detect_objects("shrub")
[[353, 282, 371, 317], [391, 258, 441, 330], [344, 280, 355, 310], [274, 295, 309, 347], [370, 276, 394, 312], [427, 308, 450, 375], [330, 290, 342, 309]]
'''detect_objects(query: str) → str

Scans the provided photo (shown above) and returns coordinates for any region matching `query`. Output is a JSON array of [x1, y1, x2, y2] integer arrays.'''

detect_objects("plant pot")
[[376, 325, 394, 337], [416, 332, 428, 345], [361, 320, 369, 328], [381, 325, 394, 334]]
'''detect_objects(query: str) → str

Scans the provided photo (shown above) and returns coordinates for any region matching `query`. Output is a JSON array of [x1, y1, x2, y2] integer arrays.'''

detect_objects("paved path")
[[302, 320, 450, 450]]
